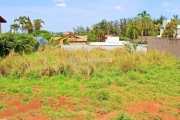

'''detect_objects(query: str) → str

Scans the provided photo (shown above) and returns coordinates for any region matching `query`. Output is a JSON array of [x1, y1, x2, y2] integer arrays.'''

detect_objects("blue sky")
[[0, 0, 180, 33]]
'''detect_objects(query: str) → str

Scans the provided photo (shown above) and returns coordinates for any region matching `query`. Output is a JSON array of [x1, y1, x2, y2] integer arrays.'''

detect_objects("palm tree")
[[34, 19, 44, 36], [137, 10, 151, 40], [34, 19, 44, 30], [14, 16, 27, 33], [126, 19, 140, 40], [154, 23, 162, 35], [10, 24, 20, 33], [25, 17, 33, 34], [138, 10, 150, 18]]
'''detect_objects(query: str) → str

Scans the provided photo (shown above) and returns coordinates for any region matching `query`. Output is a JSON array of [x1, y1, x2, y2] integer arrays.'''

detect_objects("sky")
[[0, 0, 180, 33]]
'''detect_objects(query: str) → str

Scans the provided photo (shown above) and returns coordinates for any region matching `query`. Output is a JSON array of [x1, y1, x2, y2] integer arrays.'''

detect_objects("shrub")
[[0, 33, 39, 57], [114, 114, 131, 120], [97, 91, 110, 101]]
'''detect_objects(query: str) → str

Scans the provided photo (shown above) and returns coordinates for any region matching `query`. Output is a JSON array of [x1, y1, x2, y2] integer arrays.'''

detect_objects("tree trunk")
[[0, 23, 2, 36], [141, 29, 143, 44], [133, 27, 135, 40]]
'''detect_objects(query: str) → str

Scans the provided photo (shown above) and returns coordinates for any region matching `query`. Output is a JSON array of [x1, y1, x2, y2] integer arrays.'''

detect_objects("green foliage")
[[126, 20, 140, 40], [33, 30, 52, 41], [13, 16, 44, 34], [0, 33, 39, 57], [0, 105, 7, 111], [73, 26, 89, 36], [125, 41, 138, 53], [114, 114, 131, 120], [0, 48, 180, 119], [87, 27, 99, 42], [63, 39, 69, 45], [162, 19, 179, 38], [97, 91, 110, 101], [120, 36, 131, 41]]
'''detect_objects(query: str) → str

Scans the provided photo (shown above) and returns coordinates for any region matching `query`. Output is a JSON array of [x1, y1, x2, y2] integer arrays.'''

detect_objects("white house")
[[89, 36, 129, 45], [157, 20, 180, 38]]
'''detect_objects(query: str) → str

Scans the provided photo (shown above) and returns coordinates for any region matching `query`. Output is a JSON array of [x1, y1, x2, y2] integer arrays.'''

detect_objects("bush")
[[114, 114, 131, 120], [130, 40, 148, 44], [33, 30, 52, 41], [0, 33, 39, 57]]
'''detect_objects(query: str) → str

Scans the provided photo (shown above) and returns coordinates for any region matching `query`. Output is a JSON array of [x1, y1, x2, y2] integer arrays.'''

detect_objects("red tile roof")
[[0, 16, 7, 23]]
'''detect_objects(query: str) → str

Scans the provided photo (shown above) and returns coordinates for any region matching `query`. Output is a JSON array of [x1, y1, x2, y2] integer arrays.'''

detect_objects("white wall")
[[89, 41, 130, 46], [162, 20, 171, 28], [105, 37, 119, 42], [61, 45, 147, 52]]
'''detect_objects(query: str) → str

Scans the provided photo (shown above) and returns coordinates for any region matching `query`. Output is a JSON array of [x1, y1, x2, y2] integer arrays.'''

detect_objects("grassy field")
[[0, 47, 180, 120]]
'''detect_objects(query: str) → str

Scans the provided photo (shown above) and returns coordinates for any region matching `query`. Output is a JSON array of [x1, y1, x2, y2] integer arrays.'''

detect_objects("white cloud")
[[162, 2, 170, 6], [116, 6, 122, 10], [54, 0, 64, 2], [56, 3, 67, 7]]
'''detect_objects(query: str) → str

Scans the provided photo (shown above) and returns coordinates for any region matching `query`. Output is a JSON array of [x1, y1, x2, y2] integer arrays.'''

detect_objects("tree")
[[73, 26, 87, 36], [36, 30, 52, 41], [87, 26, 99, 42], [154, 15, 167, 25], [25, 17, 33, 34], [137, 10, 151, 39], [34, 19, 44, 30], [0, 33, 39, 57], [126, 19, 140, 40], [154, 23, 162, 35], [34, 19, 44, 36], [10, 24, 20, 33], [147, 21, 154, 36], [162, 19, 179, 39], [14, 16, 27, 33]]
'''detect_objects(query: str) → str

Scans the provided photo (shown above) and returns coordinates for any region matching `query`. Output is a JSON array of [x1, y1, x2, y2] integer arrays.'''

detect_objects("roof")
[[51, 37, 62, 41], [76, 36, 87, 41], [55, 33, 79, 41], [105, 34, 115, 37], [0, 16, 7, 23]]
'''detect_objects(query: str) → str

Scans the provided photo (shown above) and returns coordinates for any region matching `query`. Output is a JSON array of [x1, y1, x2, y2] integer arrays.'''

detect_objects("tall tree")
[[14, 16, 27, 33], [162, 18, 179, 39], [25, 17, 33, 34], [34, 19, 44, 36], [10, 24, 20, 33], [126, 19, 140, 40], [34, 19, 44, 30], [137, 10, 151, 39]]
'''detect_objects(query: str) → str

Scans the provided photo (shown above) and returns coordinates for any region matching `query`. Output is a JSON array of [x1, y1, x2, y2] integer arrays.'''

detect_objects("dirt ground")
[[0, 95, 179, 120]]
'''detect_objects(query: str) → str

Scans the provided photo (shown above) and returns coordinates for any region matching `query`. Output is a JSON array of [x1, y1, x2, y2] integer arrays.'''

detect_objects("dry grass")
[[0, 46, 176, 78]]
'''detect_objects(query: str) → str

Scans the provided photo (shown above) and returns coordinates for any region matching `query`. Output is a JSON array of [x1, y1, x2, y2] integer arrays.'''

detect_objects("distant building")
[[157, 20, 180, 38], [89, 36, 129, 45], [0, 16, 7, 36], [35, 37, 48, 45], [53, 33, 87, 45]]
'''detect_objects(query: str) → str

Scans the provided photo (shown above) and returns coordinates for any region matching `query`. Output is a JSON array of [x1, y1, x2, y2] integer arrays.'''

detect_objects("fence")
[[147, 36, 180, 58]]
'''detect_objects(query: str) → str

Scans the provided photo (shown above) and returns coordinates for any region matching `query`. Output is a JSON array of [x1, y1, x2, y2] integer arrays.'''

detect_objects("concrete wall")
[[105, 37, 119, 42], [61, 44, 147, 52], [89, 41, 129, 45], [69, 42, 87, 45], [147, 36, 180, 58]]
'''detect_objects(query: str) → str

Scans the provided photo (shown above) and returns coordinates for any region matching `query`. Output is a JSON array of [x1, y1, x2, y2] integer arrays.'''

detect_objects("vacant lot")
[[0, 47, 180, 120]]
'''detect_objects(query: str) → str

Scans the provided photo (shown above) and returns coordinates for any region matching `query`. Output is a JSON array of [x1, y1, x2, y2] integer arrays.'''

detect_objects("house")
[[89, 35, 129, 45], [0, 16, 7, 36], [69, 36, 87, 45], [54, 33, 87, 45], [157, 20, 180, 38]]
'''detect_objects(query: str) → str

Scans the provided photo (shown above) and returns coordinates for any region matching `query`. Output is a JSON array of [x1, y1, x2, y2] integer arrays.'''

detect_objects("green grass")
[[0, 48, 180, 119]]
